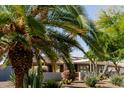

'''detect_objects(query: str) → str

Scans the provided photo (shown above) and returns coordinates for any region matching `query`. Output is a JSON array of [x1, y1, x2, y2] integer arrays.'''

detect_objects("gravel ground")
[[0, 80, 122, 88]]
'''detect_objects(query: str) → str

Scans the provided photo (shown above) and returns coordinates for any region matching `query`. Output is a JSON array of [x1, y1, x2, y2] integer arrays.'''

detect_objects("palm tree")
[[79, 22, 110, 75], [0, 5, 90, 87], [46, 30, 85, 80]]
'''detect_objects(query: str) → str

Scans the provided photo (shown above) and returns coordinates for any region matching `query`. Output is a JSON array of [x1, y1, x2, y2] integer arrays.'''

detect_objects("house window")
[[80, 65, 89, 72]]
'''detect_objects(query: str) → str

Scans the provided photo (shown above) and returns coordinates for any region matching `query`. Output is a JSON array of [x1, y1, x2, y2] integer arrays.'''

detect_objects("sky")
[[85, 5, 110, 20], [71, 5, 110, 57]]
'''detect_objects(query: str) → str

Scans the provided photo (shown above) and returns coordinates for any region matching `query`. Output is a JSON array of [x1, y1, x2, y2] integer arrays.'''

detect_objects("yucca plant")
[[23, 65, 43, 88], [110, 75, 123, 86], [84, 76, 98, 87]]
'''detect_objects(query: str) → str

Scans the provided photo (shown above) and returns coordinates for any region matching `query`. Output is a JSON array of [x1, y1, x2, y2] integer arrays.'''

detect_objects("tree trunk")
[[113, 62, 120, 74], [99, 62, 109, 79], [102, 63, 108, 75], [8, 42, 33, 88], [62, 56, 76, 80], [15, 72, 24, 88], [66, 62, 76, 80], [94, 62, 98, 76]]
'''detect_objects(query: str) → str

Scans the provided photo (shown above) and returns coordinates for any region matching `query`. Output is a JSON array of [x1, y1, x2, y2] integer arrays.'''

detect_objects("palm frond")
[[11, 6, 25, 17], [45, 21, 86, 34], [0, 6, 19, 22], [0, 13, 12, 24], [41, 47, 58, 62], [65, 5, 88, 28], [0, 53, 10, 69], [27, 16, 46, 37], [46, 5, 89, 35]]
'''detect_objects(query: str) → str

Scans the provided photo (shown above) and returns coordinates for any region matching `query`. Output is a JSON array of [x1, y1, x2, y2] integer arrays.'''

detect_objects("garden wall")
[[0, 66, 13, 81], [0, 66, 62, 81], [43, 72, 62, 81]]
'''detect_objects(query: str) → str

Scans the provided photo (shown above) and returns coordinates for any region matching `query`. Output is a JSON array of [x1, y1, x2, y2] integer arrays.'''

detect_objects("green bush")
[[9, 72, 16, 84], [43, 80, 62, 88], [110, 75, 123, 86], [85, 76, 98, 87], [61, 79, 72, 85], [23, 66, 43, 88]]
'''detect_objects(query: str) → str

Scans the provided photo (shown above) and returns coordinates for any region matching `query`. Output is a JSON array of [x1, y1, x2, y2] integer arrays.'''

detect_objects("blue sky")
[[85, 5, 109, 20], [71, 5, 109, 57]]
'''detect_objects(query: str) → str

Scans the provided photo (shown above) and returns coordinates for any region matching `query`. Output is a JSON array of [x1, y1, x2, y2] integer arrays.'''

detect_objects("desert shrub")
[[43, 80, 62, 88], [61, 79, 72, 85], [23, 66, 43, 88], [9, 72, 16, 84], [84, 76, 98, 87], [110, 75, 123, 86]]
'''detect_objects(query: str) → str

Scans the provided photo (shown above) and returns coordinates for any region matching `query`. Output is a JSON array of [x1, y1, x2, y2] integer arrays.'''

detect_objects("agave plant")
[[0, 5, 90, 88]]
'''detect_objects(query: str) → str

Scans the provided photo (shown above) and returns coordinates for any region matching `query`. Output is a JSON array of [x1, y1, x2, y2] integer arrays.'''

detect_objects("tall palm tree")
[[79, 22, 110, 75], [0, 5, 90, 87]]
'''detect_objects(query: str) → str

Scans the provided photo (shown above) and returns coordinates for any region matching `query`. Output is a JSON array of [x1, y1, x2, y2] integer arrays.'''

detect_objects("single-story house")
[[1, 57, 124, 81]]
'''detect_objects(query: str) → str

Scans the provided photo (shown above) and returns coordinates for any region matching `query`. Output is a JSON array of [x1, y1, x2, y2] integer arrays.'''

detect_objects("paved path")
[[0, 80, 121, 88], [0, 81, 14, 88], [62, 80, 120, 88]]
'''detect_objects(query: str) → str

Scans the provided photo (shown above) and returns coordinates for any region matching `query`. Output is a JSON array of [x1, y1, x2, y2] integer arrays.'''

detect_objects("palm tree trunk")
[[15, 71, 24, 88], [9, 42, 33, 88], [62, 56, 76, 80]]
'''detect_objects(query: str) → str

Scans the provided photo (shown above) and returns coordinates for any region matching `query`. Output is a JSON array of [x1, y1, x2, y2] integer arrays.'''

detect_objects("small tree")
[[96, 8, 124, 74]]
